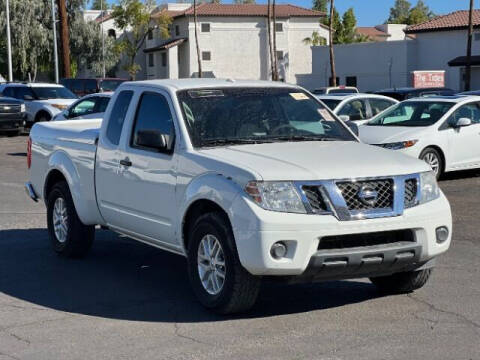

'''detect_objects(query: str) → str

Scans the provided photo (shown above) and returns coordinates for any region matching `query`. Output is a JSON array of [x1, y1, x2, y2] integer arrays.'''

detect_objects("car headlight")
[[419, 171, 440, 204], [20, 103, 26, 112], [51, 104, 68, 110], [379, 140, 418, 150], [245, 181, 306, 213]]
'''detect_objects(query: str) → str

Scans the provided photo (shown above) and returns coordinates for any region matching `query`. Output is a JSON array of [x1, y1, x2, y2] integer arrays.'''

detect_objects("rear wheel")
[[370, 269, 432, 294], [187, 212, 261, 314], [419, 147, 443, 179], [47, 181, 94, 258]]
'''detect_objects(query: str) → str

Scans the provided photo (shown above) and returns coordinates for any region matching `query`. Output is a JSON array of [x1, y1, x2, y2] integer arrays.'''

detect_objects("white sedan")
[[52, 92, 112, 121], [359, 95, 480, 178], [315, 94, 398, 125]]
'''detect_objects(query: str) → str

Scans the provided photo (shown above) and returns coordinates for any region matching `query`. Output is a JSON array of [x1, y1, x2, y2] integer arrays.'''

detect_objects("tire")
[[419, 147, 443, 179], [46, 181, 94, 258], [36, 113, 51, 123], [370, 269, 432, 294], [187, 212, 261, 314]]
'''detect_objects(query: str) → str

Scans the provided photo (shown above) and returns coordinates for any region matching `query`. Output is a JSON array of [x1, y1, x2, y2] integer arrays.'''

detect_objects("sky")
[[93, 0, 477, 27]]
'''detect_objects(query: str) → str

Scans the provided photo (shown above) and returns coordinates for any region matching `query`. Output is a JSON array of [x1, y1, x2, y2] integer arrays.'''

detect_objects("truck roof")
[[123, 79, 300, 91]]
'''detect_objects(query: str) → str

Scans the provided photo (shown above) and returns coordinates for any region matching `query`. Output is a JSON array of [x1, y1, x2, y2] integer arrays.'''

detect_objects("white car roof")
[[315, 93, 398, 101], [122, 79, 301, 91], [402, 95, 479, 104], [82, 92, 113, 98]]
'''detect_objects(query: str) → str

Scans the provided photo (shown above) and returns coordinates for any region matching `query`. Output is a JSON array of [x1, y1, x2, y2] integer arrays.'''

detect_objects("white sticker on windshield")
[[289, 92, 309, 100], [319, 108, 335, 121]]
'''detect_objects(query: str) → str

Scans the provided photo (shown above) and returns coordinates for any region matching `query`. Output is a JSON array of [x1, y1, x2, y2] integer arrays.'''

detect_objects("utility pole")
[[329, 0, 337, 87], [465, 0, 474, 91], [101, 0, 106, 78], [57, 0, 71, 78], [193, 0, 202, 78], [51, 0, 59, 83], [5, 0, 13, 82]]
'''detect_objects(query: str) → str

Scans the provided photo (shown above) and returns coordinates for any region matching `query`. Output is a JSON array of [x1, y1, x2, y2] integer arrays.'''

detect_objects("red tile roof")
[[153, 4, 325, 19], [356, 27, 389, 41], [405, 10, 480, 33]]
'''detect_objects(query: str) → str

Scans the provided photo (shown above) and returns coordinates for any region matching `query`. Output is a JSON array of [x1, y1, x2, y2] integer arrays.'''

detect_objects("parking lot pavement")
[[0, 135, 479, 360]]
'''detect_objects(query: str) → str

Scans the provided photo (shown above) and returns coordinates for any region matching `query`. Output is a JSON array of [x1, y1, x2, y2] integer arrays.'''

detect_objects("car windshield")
[[100, 80, 125, 92], [318, 99, 341, 110], [367, 101, 454, 127], [31, 86, 77, 100], [177, 87, 356, 147]]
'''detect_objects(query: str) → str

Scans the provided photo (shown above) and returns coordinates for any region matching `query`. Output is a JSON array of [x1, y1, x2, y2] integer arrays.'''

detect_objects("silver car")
[[53, 92, 112, 121]]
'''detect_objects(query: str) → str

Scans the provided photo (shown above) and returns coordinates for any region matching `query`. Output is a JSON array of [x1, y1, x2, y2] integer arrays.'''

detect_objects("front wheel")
[[419, 148, 443, 179], [370, 269, 432, 294], [187, 212, 261, 314], [47, 181, 95, 258]]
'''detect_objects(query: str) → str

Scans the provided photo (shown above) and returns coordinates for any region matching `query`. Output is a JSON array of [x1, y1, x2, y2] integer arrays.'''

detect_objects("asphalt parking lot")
[[0, 135, 479, 360]]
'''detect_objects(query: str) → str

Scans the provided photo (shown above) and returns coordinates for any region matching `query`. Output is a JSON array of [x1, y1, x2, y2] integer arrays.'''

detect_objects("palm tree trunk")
[[194, 0, 202, 78], [267, 0, 275, 81], [328, 0, 336, 87], [272, 0, 278, 81]]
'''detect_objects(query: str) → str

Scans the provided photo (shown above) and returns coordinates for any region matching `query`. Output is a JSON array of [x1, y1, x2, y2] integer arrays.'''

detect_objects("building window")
[[276, 51, 284, 61], [329, 77, 340, 86], [275, 23, 283, 32], [175, 25, 180, 36], [107, 29, 116, 39], [161, 52, 167, 67], [202, 51, 211, 61], [201, 23, 210, 32], [148, 53, 154, 67], [346, 76, 357, 87]]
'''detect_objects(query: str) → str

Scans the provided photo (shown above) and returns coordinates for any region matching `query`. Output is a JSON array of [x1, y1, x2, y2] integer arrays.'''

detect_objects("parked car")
[[359, 95, 480, 179], [26, 79, 452, 314], [315, 94, 398, 124], [0, 83, 77, 126], [458, 90, 480, 96], [53, 92, 112, 121], [60, 78, 127, 97], [312, 86, 359, 95], [0, 96, 27, 136], [374, 87, 455, 101]]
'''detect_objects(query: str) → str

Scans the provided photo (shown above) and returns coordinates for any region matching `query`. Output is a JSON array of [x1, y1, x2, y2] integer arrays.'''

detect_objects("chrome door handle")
[[120, 159, 132, 167]]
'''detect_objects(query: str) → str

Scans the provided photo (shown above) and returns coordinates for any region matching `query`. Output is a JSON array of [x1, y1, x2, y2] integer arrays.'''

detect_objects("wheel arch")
[[421, 145, 446, 173], [35, 109, 52, 123]]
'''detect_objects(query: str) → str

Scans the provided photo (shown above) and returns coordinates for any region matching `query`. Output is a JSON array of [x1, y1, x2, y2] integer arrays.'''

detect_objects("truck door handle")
[[120, 159, 132, 167]]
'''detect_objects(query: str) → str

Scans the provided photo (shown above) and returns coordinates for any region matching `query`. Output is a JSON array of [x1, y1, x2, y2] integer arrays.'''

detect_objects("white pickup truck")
[[26, 79, 452, 314]]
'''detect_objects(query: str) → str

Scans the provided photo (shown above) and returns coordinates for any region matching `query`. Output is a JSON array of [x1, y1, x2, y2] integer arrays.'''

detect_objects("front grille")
[[336, 179, 394, 211], [0, 104, 21, 114], [302, 185, 328, 212], [318, 229, 415, 250], [404, 178, 418, 208]]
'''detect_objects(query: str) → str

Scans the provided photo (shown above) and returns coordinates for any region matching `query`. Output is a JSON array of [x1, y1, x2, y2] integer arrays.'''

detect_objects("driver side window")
[[448, 103, 480, 125]]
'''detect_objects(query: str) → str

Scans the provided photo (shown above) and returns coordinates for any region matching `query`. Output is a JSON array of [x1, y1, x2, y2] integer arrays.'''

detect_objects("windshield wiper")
[[265, 135, 339, 142], [200, 138, 272, 147]]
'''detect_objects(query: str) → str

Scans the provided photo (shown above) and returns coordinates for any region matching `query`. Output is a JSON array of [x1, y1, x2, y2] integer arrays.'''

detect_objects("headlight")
[[20, 103, 26, 112], [245, 181, 306, 213], [419, 171, 440, 204], [379, 140, 418, 150], [51, 104, 68, 110]]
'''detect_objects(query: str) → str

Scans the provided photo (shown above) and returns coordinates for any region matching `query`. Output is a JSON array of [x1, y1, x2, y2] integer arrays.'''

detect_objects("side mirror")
[[455, 117, 472, 127], [135, 129, 170, 151], [346, 121, 359, 136], [23, 95, 34, 101], [339, 115, 350, 122]]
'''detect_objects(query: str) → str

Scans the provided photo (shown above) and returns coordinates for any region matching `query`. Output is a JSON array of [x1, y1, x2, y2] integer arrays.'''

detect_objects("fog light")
[[270, 242, 287, 259], [436, 226, 449, 244]]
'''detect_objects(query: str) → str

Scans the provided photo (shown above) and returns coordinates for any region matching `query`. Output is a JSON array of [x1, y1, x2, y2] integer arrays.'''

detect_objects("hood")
[[0, 97, 22, 105], [37, 98, 77, 106], [198, 141, 430, 181], [358, 125, 429, 144]]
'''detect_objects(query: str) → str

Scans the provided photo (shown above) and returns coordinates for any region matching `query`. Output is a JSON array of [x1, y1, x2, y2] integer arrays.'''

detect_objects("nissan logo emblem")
[[357, 185, 378, 206]]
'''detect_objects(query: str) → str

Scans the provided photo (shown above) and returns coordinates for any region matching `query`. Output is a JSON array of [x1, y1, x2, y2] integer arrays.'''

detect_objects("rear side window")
[[131, 92, 174, 151], [13, 87, 35, 100], [105, 90, 133, 145]]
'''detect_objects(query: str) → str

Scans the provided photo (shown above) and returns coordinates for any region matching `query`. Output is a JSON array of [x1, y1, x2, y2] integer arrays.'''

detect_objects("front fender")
[[177, 172, 243, 253]]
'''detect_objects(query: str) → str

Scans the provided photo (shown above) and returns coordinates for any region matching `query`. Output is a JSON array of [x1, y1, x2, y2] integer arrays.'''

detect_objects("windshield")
[[177, 87, 356, 147], [319, 99, 341, 110], [367, 101, 454, 127], [100, 80, 125, 92], [31, 86, 77, 100]]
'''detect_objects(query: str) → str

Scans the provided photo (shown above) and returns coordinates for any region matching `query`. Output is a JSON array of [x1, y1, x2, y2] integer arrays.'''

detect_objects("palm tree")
[[302, 31, 326, 46], [328, 0, 336, 86], [193, 0, 202, 78]]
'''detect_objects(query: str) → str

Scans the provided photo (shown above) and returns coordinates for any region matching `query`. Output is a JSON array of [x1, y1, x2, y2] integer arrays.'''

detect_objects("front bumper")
[[0, 113, 26, 131], [231, 192, 452, 276]]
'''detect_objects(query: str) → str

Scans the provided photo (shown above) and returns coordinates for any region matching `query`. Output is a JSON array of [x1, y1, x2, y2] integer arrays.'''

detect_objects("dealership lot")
[[0, 135, 479, 360]]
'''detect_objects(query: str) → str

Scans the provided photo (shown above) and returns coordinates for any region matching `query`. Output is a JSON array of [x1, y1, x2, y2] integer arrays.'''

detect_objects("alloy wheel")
[[197, 234, 226, 295], [53, 197, 68, 243]]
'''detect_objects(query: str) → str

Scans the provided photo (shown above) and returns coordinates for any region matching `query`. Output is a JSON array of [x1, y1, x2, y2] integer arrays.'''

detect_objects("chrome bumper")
[[25, 182, 38, 202]]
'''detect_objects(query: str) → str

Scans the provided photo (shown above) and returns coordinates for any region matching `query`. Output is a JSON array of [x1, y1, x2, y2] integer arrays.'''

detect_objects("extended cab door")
[[96, 88, 179, 249]]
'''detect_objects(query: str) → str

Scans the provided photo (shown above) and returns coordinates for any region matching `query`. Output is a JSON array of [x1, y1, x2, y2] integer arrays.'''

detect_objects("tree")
[[407, 0, 434, 25], [339, 7, 356, 43], [312, 0, 328, 13], [328, 0, 336, 86], [112, 0, 171, 80], [388, 0, 411, 24], [303, 31, 327, 46], [321, 6, 342, 43], [90, 0, 108, 10], [193, 0, 202, 77]]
